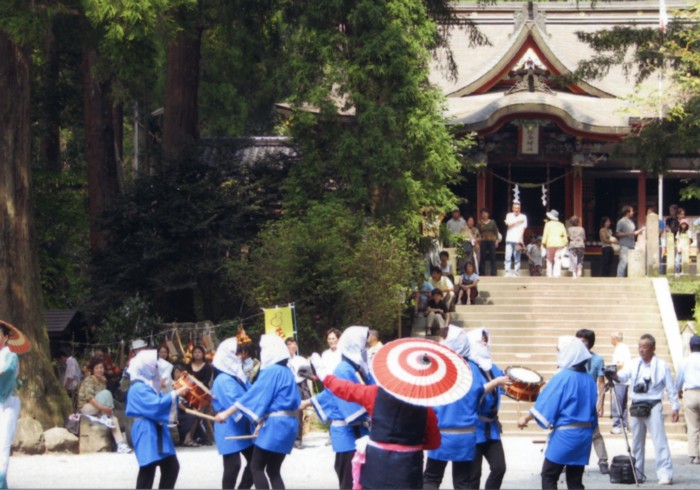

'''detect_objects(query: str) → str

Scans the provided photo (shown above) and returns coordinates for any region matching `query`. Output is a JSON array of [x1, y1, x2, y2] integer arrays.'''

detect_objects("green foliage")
[[250, 201, 421, 350], [90, 147, 289, 323], [574, 4, 700, 178], [282, 0, 469, 235], [669, 277, 700, 323], [199, 0, 288, 136], [98, 294, 162, 344], [33, 168, 91, 308]]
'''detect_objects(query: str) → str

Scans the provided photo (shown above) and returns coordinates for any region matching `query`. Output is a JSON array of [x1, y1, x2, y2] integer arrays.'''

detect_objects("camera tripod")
[[603, 377, 641, 486]]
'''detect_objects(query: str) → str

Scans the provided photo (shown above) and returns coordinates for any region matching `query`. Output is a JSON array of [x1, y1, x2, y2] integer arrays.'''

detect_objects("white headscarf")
[[442, 325, 470, 358], [557, 335, 591, 369], [467, 328, 492, 371], [213, 338, 247, 384], [338, 326, 370, 374], [129, 349, 161, 393], [158, 358, 174, 393], [260, 334, 290, 370]]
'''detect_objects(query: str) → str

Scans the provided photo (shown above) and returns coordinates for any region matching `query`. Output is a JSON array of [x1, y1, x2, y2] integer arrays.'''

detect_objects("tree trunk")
[[0, 31, 71, 429], [41, 26, 61, 172], [162, 24, 202, 164], [83, 48, 121, 251]]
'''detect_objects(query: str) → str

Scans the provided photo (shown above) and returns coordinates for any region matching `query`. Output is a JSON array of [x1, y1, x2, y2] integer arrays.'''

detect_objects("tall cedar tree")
[[0, 28, 71, 427], [283, 0, 470, 231]]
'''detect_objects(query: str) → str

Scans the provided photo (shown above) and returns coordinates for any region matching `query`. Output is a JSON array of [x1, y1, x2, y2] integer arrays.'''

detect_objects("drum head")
[[507, 366, 543, 384]]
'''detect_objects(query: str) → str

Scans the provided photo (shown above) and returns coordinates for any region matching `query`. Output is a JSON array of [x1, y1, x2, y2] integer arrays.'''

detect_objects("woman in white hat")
[[541, 210, 568, 277]]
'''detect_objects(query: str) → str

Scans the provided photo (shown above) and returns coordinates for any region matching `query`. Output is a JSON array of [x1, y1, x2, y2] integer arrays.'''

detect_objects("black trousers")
[[251, 446, 287, 489], [466, 440, 506, 489], [600, 247, 614, 277], [423, 457, 471, 490], [223, 446, 254, 489], [541, 458, 584, 490], [136, 454, 180, 489], [479, 241, 497, 276], [335, 450, 355, 489]]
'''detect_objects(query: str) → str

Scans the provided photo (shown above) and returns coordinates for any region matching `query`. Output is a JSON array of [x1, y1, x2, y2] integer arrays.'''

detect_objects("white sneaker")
[[610, 427, 622, 434], [658, 477, 673, 485], [692, 457, 700, 464], [99, 415, 116, 429], [117, 442, 132, 454]]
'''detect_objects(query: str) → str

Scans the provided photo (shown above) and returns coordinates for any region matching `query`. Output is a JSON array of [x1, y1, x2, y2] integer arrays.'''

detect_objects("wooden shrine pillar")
[[573, 169, 583, 223], [637, 171, 647, 226], [477, 171, 487, 215], [565, 172, 573, 220]]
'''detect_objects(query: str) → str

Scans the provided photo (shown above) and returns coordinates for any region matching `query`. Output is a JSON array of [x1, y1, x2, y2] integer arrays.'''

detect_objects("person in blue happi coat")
[[211, 338, 254, 489], [126, 349, 189, 489], [215, 334, 301, 489], [518, 336, 598, 489], [301, 326, 374, 489], [465, 328, 507, 489], [424, 326, 511, 490]]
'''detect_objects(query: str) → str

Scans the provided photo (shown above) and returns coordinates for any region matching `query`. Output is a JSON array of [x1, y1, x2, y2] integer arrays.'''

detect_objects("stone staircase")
[[414, 276, 686, 439]]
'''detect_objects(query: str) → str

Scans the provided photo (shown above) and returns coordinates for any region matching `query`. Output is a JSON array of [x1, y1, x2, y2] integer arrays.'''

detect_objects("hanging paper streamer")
[[263, 306, 294, 340], [513, 184, 520, 203], [541, 184, 547, 207]]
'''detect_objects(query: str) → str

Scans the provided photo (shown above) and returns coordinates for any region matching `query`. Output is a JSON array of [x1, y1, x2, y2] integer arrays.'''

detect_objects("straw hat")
[[546, 210, 559, 221], [0, 320, 31, 354]]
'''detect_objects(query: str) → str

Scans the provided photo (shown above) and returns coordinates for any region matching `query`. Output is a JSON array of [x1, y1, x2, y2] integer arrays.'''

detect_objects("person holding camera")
[[613, 334, 680, 485]]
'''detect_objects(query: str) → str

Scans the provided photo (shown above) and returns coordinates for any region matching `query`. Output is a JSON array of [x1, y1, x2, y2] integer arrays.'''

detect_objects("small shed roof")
[[46, 309, 79, 334]]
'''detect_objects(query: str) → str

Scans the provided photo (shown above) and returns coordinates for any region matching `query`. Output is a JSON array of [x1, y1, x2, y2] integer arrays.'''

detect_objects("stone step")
[[454, 305, 660, 314], [449, 319, 664, 328], [451, 311, 661, 321]]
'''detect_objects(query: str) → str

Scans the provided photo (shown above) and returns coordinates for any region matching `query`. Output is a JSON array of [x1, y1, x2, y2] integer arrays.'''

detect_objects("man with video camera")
[[611, 334, 680, 485]]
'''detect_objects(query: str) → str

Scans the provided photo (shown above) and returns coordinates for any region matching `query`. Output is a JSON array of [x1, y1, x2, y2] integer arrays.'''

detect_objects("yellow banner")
[[264, 306, 294, 340]]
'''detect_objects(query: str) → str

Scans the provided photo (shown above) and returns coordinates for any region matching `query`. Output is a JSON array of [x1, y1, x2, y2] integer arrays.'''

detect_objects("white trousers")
[[0, 396, 20, 489], [630, 402, 673, 481]]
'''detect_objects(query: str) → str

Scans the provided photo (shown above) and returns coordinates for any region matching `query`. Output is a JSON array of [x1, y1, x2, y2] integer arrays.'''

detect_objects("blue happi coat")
[[211, 372, 253, 456], [234, 363, 300, 454], [126, 381, 177, 467], [473, 363, 505, 443], [311, 358, 373, 453], [428, 360, 484, 462], [530, 368, 598, 466]]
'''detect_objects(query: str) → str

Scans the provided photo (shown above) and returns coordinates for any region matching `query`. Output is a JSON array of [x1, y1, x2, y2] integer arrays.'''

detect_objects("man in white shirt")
[[504, 202, 528, 277], [675, 335, 700, 464], [286, 337, 311, 449], [446, 208, 467, 244], [367, 330, 383, 363], [615, 334, 680, 485], [610, 331, 632, 433]]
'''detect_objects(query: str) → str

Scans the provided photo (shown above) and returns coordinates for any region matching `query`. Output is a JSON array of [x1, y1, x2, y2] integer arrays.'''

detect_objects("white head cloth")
[[213, 338, 247, 383], [338, 326, 370, 373], [130, 349, 161, 394], [557, 335, 591, 369], [467, 327, 492, 371], [158, 358, 174, 392], [442, 325, 470, 358], [260, 334, 290, 370]]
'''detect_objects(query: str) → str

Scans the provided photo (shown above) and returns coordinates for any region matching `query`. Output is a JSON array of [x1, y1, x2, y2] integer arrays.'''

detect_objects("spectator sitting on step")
[[439, 251, 455, 283], [456, 262, 479, 305], [425, 288, 450, 336], [78, 356, 132, 453], [414, 274, 435, 318], [430, 266, 455, 311]]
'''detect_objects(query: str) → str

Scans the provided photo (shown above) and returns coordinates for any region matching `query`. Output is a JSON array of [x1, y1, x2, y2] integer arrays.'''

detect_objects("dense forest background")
[[2, 0, 700, 425]]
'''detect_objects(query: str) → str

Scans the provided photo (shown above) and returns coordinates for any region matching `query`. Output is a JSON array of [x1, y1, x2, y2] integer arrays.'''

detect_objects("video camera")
[[603, 364, 618, 380]]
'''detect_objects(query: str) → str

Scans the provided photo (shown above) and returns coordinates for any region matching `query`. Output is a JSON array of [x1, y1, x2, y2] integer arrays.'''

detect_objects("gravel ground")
[[7, 432, 698, 489]]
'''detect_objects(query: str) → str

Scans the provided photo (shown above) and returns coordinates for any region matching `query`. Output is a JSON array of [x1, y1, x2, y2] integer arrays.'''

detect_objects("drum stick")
[[184, 408, 217, 422], [224, 434, 257, 440]]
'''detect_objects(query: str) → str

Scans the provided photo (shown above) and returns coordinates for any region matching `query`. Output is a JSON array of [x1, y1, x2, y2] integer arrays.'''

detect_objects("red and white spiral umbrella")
[[371, 338, 471, 407], [0, 320, 31, 355]]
